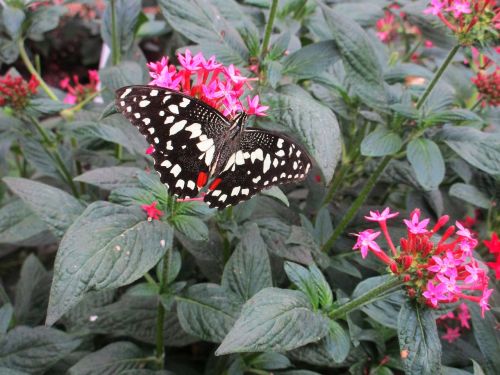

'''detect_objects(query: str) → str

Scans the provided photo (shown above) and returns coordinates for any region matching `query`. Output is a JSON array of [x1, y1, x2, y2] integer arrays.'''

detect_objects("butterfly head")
[[230, 111, 248, 132]]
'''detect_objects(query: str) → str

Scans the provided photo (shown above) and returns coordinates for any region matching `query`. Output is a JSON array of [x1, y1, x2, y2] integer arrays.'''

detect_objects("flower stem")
[[260, 0, 279, 59], [415, 44, 460, 110], [329, 277, 404, 320], [321, 155, 392, 253], [17, 39, 59, 102], [110, 0, 121, 66], [155, 248, 172, 369]]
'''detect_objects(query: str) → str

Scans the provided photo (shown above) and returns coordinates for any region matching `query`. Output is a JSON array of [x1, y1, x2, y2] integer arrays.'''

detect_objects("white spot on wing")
[[252, 176, 261, 183], [277, 138, 284, 148], [170, 164, 181, 177], [235, 151, 245, 165], [148, 127, 155, 134], [150, 90, 159, 96], [168, 104, 179, 114], [187, 180, 195, 190], [231, 186, 241, 196], [179, 98, 191, 107], [275, 150, 285, 157], [176, 179, 185, 189], [120, 88, 131, 98], [170, 120, 187, 135], [154, 137, 159, 144], [166, 141, 173, 150], [242, 188, 249, 195], [263, 154, 271, 173], [161, 160, 171, 168], [205, 146, 215, 165], [197, 138, 214, 152], [212, 190, 221, 197], [251, 148, 264, 163], [139, 100, 150, 107], [185, 123, 202, 138], [143, 118, 151, 125]]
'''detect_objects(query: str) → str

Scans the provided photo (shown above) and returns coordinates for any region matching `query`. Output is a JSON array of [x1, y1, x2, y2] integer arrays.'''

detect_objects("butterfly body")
[[115, 85, 312, 209]]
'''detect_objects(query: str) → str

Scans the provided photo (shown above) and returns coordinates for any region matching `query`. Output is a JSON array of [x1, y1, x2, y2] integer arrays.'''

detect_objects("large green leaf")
[[449, 183, 492, 209], [159, 0, 248, 66], [325, 321, 350, 363], [171, 215, 209, 242], [361, 127, 403, 157], [221, 224, 272, 302], [46, 202, 173, 325], [468, 303, 500, 374], [3, 177, 85, 239], [216, 288, 330, 354], [407, 138, 445, 191], [14, 255, 51, 326], [265, 85, 341, 182], [74, 167, 143, 190], [2, 6, 25, 39], [177, 283, 241, 343], [99, 61, 146, 92], [101, 0, 141, 55], [320, 5, 387, 110], [0, 200, 51, 246], [68, 342, 144, 375], [0, 326, 81, 374], [66, 294, 195, 346], [398, 301, 442, 374], [282, 41, 340, 80], [441, 126, 500, 175]]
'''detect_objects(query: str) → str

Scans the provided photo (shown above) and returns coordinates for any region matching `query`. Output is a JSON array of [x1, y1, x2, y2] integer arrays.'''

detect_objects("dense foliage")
[[0, 0, 498, 374]]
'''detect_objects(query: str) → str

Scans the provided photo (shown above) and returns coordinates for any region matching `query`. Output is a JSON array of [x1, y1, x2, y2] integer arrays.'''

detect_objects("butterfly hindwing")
[[115, 85, 230, 198], [204, 129, 312, 209]]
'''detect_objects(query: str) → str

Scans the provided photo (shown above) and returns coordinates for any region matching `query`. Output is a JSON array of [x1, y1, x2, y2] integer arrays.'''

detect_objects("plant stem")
[[28, 116, 79, 197], [415, 44, 460, 110], [17, 39, 59, 102], [329, 277, 404, 320], [322, 163, 348, 207], [260, 0, 279, 59], [321, 155, 392, 253], [110, 0, 121, 66], [155, 249, 172, 369], [470, 97, 483, 111]]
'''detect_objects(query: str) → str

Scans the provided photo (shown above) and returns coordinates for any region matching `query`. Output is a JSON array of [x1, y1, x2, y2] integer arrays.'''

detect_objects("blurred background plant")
[[0, 0, 498, 374]]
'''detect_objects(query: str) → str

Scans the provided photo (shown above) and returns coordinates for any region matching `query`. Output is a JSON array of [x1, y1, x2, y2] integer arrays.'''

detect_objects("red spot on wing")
[[197, 171, 208, 188], [208, 178, 222, 191]]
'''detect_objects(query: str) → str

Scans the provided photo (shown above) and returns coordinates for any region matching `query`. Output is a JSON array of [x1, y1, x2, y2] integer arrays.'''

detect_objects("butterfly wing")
[[204, 128, 312, 209], [115, 85, 230, 198]]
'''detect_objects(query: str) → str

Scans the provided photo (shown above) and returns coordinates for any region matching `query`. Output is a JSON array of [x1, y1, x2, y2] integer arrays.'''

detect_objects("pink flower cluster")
[[353, 208, 493, 317], [437, 303, 471, 343], [59, 70, 99, 105], [423, 0, 499, 43], [147, 50, 268, 118]]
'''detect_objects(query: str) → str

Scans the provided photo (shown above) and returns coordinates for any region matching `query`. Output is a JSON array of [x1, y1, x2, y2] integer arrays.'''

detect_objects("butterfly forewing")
[[203, 129, 312, 209], [115, 86, 230, 198]]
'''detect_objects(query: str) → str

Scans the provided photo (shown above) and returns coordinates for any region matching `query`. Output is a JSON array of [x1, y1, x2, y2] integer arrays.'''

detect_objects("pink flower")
[[404, 209, 430, 234], [177, 49, 202, 71], [224, 64, 247, 85], [149, 65, 182, 90], [437, 274, 459, 294], [201, 55, 222, 71], [246, 95, 269, 117], [63, 93, 77, 104], [441, 326, 461, 343], [464, 264, 480, 284], [353, 229, 382, 258], [456, 221, 474, 241], [479, 288, 493, 317], [147, 57, 169, 75], [423, 0, 445, 15], [365, 207, 399, 222], [222, 95, 242, 117], [446, 0, 472, 18], [141, 201, 163, 221], [422, 281, 448, 307], [145, 145, 154, 155], [457, 303, 470, 328], [215, 80, 237, 100], [202, 81, 219, 100], [424, 40, 434, 48]]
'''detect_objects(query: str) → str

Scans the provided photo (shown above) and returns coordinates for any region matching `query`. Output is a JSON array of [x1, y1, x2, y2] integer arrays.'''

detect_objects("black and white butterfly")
[[115, 85, 312, 209]]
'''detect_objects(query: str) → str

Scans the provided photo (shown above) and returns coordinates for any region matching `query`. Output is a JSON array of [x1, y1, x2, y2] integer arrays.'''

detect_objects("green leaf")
[[441, 126, 500, 175], [361, 127, 403, 157], [266, 85, 341, 182], [314, 207, 333, 246], [284, 262, 333, 310], [320, 5, 387, 110], [177, 283, 241, 343], [352, 276, 404, 329], [3, 177, 85, 239], [74, 167, 142, 190], [157, 248, 182, 285], [101, 0, 141, 55], [29, 99, 71, 115], [221, 224, 272, 302], [248, 352, 291, 370], [325, 321, 350, 363], [0, 200, 51, 246], [14, 255, 51, 326], [0, 367, 28, 375], [398, 301, 442, 374], [468, 303, 500, 374], [282, 41, 340, 80], [67, 294, 195, 346], [159, 0, 248, 66], [99, 61, 145, 92], [407, 139, 445, 191], [2, 6, 25, 39], [260, 186, 289, 207], [68, 342, 144, 375], [216, 288, 330, 355], [0, 304, 13, 336], [0, 326, 81, 374], [46, 202, 173, 325], [424, 108, 484, 125], [449, 183, 491, 209], [172, 215, 209, 241], [27, 6, 66, 38]]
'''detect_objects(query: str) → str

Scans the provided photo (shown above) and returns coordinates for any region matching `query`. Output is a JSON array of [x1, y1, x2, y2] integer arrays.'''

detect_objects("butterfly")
[[115, 85, 312, 209]]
